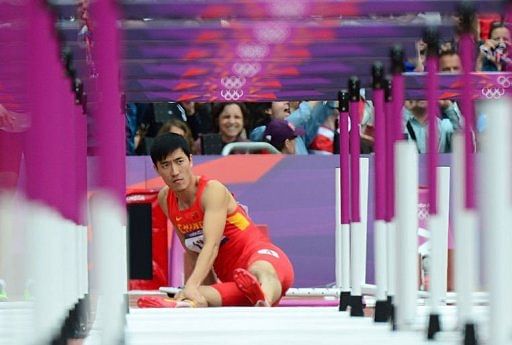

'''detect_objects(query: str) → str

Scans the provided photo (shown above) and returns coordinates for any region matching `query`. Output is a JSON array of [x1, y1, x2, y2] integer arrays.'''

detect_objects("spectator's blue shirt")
[[402, 102, 462, 153], [250, 101, 336, 154]]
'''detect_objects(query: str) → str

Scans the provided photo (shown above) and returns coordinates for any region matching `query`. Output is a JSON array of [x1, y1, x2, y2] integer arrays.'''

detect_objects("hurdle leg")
[[394, 142, 419, 330], [480, 98, 512, 345], [426, 167, 450, 339]]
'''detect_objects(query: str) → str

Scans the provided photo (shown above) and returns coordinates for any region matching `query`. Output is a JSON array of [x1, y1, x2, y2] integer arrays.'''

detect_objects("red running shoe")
[[137, 296, 196, 308], [137, 296, 178, 308], [233, 268, 268, 306]]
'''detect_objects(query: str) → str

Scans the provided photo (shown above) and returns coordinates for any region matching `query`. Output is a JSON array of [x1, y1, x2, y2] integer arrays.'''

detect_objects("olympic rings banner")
[[121, 73, 512, 102]]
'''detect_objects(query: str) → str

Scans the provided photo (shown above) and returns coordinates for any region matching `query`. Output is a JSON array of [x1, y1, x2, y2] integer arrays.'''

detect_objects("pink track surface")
[[277, 298, 339, 307]]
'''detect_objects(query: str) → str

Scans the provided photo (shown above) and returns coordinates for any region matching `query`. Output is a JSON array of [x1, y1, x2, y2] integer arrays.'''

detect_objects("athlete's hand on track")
[[178, 284, 207, 307]]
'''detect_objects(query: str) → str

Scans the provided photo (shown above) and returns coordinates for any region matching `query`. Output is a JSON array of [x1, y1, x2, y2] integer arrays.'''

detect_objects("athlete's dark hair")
[[150, 132, 191, 165]]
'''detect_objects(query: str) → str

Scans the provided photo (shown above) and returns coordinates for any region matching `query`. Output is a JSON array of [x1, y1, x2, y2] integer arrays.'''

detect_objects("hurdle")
[[3, 0, 512, 344]]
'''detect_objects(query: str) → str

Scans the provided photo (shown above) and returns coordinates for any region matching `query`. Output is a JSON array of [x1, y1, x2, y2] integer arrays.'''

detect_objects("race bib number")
[[184, 230, 205, 253], [184, 230, 227, 253]]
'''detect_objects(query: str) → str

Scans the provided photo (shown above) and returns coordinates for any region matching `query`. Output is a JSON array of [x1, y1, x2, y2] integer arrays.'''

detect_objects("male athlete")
[[148, 133, 294, 307]]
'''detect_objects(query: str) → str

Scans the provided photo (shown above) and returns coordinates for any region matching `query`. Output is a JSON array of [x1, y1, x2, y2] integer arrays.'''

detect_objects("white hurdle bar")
[[394, 141, 419, 330], [335, 168, 351, 297], [452, 133, 479, 332], [427, 166, 451, 326], [480, 98, 512, 345]]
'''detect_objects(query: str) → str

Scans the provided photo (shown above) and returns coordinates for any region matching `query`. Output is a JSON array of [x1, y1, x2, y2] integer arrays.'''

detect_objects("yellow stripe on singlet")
[[227, 212, 250, 231]]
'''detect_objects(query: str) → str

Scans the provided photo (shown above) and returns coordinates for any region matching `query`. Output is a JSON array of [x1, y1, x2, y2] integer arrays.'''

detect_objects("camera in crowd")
[[480, 41, 509, 62]]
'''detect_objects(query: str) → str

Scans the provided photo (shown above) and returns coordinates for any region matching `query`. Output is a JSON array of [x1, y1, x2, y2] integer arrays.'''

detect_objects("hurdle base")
[[427, 313, 441, 340], [374, 299, 390, 322], [388, 296, 396, 331], [339, 291, 351, 311], [349, 295, 364, 317], [51, 294, 91, 345], [125, 293, 130, 314], [463, 322, 478, 345]]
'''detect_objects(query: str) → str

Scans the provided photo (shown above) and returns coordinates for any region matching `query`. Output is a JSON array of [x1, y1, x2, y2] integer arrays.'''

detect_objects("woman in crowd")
[[477, 21, 511, 71]]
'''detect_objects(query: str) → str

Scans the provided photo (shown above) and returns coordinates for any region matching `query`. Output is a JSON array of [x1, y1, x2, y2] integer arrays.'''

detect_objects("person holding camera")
[[477, 21, 511, 72]]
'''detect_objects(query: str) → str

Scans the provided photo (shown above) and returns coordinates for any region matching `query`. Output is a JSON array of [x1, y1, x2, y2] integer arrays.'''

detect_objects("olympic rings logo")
[[481, 87, 505, 99], [236, 44, 269, 60], [220, 76, 246, 89], [254, 25, 290, 44], [497, 75, 512, 88], [418, 203, 429, 221], [267, 0, 306, 17], [232, 62, 261, 77], [220, 89, 244, 101]]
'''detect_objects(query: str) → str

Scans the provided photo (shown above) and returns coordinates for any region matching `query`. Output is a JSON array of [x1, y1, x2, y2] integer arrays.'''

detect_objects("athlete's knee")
[[248, 260, 279, 281]]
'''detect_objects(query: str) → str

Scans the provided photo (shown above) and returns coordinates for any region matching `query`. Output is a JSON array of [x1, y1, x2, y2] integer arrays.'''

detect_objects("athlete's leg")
[[196, 285, 222, 307], [234, 261, 281, 306], [248, 260, 283, 304], [234, 245, 295, 306], [174, 283, 253, 307]]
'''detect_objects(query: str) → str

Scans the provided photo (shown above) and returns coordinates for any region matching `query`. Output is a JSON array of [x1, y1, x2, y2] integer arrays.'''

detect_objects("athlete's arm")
[[157, 186, 170, 218], [184, 181, 228, 290], [159, 186, 217, 286], [184, 250, 217, 285]]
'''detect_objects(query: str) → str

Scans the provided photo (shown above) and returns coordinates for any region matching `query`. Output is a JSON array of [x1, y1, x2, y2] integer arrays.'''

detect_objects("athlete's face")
[[155, 148, 193, 192]]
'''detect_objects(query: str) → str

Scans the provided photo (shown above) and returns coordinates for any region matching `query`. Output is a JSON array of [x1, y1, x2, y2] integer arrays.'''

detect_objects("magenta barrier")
[[389, 72, 404, 220], [426, 55, 439, 215], [338, 93, 350, 225], [459, 34, 476, 210], [90, 0, 125, 204], [373, 87, 386, 221], [25, 1, 68, 214], [277, 298, 339, 307]]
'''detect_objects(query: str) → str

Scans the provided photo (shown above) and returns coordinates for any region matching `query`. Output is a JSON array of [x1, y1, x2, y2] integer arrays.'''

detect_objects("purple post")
[[338, 91, 351, 225], [384, 78, 394, 223], [90, 0, 125, 205], [373, 63, 386, 221], [26, 1, 67, 213], [389, 46, 405, 221], [348, 77, 361, 222], [75, 104, 88, 225], [459, 33, 476, 210], [60, 86, 77, 222], [424, 27, 440, 216]]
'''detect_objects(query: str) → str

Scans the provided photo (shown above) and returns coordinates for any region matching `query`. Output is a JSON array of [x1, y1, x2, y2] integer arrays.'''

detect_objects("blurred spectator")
[[263, 118, 304, 154], [438, 49, 463, 131], [359, 94, 376, 153], [157, 118, 197, 154], [180, 102, 213, 140], [479, 14, 502, 41], [194, 102, 250, 154], [438, 49, 462, 73], [403, 49, 463, 153], [402, 99, 461, 153], [212, 102, 249, 142], [129, 102, 201, 155], [125, 102, 138, 155], [289, 101, 300, 113], [250, 101, 337, 154], [308, 112, 337, 155], [477, 21, 511, 71], [414, 39, 428, 72]]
